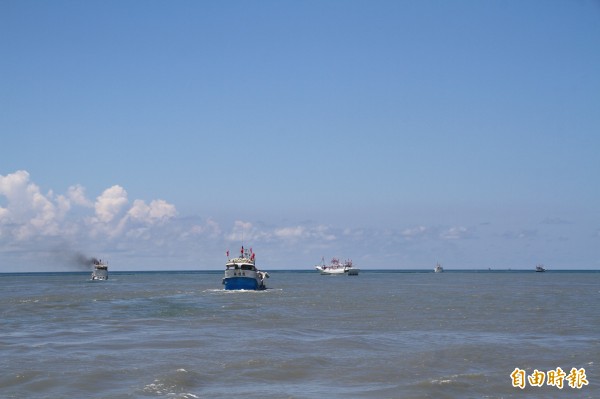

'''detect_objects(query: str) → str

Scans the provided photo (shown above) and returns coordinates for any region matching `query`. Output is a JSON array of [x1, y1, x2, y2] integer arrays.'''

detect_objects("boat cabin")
[[226, 261, 256, 271]]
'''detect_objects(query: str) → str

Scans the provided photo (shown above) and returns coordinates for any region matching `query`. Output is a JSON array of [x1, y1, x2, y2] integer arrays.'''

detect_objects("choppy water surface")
[[1, 270, 598, 398]]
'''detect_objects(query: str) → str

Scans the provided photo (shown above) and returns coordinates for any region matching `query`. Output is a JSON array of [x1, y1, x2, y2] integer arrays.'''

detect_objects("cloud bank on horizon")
[[2, 170, 594, 272], [0, 170, 488, 271]]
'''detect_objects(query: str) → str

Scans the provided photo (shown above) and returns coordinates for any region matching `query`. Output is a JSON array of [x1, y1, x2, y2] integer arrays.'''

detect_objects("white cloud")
[[274, 225, 306, 239], [224, 221, 337, 244], [0, 170, 178, 249], [0, 170, 32, 223], [440, 226, 470, 240], [28, 190, 57, 230], [67, 184, 93, 207], [128, 199, 177, 225], [94, 185, 128, 223], [205, 219, 221, 237], [272, 224, 336, 242], [0, 170, 62, 239], [180, 218, 222, 240], [54, 193, 71, 218], [226, 220, 264, 242], [313, 225, 336, 241], [402, 226, 428, 239]]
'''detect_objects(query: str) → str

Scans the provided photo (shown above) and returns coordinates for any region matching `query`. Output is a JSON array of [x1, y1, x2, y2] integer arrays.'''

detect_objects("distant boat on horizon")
[[535, 264, 546, 272], [91, 259, 108, 280], [315, 257, 359, 276]]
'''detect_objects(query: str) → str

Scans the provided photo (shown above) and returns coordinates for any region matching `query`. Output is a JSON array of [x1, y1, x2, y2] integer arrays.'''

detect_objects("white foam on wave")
[[142, 380, 198, 398], [431, 379, 454, 385]]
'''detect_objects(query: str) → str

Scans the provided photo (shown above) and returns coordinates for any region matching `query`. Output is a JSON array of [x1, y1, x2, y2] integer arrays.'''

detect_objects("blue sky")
[[1, 0, 599, 271]]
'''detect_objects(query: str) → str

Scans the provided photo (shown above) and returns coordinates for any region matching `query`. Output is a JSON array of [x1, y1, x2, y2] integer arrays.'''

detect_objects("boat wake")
[[203, 288, 283, 294]]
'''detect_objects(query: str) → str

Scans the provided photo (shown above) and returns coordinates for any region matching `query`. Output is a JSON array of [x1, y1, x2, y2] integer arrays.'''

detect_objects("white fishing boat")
[[222, 247, 269, 290], [91, 259, 108, 280], [434, 263, 444, 273], [535, 264, 546, 272], [315, 257, 359, 276]]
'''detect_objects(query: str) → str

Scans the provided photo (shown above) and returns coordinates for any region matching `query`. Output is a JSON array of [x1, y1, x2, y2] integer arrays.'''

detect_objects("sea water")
[[1, 270, 598, 398]]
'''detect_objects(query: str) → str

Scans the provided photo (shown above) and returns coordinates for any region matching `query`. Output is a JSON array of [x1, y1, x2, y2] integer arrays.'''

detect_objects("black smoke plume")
[[70, 252, 100, 270]]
